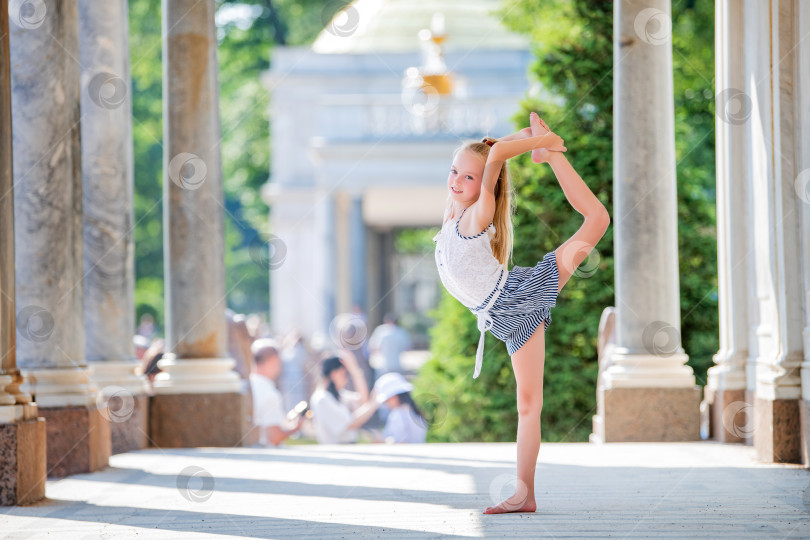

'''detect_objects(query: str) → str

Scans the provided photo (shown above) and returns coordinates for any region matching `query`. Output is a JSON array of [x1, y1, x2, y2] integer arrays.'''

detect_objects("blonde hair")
[[452, 140, 514, 268]]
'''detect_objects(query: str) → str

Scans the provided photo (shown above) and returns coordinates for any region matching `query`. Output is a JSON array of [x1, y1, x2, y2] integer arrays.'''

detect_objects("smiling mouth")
[[451, 187, 462, 194]]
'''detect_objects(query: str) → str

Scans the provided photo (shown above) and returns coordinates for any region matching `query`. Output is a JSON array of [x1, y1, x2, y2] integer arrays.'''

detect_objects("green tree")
[[414, 0, 718, 442]]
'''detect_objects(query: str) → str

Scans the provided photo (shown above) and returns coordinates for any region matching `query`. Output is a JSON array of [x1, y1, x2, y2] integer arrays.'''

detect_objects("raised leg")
[[483, 322, 546, 514]]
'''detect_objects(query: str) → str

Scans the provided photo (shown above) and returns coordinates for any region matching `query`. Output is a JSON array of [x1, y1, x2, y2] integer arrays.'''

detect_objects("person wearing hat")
[[374, 372, 427, 444], [310, 349, 379, 444]]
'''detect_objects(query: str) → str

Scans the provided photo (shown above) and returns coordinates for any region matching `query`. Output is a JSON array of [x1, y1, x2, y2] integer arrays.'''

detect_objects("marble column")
[[743, 0, 803, 464], [703, 0, 749, 444], [592, 0, 700, 443], [11, 0, 110, 476], [152, 0, 244, 448], [78, 0, 149, 455], [0, 0, 46, 505], [798, 1, 810, 469]]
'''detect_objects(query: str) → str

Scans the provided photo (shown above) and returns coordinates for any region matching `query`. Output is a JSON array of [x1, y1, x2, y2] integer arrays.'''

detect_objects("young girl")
[[373, 372, 428, 443], [433, 112, 610, 514]]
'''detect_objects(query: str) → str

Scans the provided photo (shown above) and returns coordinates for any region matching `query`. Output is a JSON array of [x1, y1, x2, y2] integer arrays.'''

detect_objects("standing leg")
[[483, 321, 546, 514]]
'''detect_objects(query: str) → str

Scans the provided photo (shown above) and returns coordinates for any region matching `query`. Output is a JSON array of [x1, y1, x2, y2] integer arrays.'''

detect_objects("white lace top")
[[433, 206, 506, 309], [433, 206, 510, 379]]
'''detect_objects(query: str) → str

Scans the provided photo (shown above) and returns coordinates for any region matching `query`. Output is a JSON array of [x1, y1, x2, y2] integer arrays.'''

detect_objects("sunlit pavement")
[[2, 441, 809, 539]]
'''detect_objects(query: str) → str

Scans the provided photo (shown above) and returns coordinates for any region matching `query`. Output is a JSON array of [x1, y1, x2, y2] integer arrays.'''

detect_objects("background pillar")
[[153, 0, 244, 448], [703, 0, 749, 444], [744, 0, 804, 464], [0, 0, 45, 505], [78, 0, 149, 455], [11, 0, 110, 477], [797, 0, 810, 469], [592, 0, 700, 442]]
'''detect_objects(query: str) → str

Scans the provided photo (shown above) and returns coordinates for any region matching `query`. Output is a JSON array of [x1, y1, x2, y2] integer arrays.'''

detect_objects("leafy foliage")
[[413, 0, 718, 442]]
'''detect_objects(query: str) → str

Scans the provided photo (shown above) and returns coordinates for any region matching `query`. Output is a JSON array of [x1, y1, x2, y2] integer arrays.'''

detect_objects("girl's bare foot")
[[530, 112, 549, 163], [482, 492, 537, 514]]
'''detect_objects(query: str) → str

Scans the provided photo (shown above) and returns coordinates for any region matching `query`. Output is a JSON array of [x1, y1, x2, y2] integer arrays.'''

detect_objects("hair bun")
[[481, 137, 496, 147]]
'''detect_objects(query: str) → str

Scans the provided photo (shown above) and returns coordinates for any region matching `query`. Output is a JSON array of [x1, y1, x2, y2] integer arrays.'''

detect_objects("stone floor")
[[1, 441, 809, 539]]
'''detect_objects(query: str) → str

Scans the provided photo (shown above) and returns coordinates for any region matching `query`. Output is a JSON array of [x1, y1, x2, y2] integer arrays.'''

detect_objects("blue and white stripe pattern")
[[470, 250, 560, 357]]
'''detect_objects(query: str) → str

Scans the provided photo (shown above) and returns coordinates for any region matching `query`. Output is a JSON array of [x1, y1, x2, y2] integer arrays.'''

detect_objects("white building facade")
[[261, 0, 533, 345]]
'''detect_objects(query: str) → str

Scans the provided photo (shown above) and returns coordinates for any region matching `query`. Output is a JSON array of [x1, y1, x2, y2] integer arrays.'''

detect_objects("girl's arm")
[[496, 126, 532, 142], [479, 132, 564, 196], [338, 349, 369, 402]]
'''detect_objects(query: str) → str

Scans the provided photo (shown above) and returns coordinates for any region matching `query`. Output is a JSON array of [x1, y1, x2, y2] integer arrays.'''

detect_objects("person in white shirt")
[[368, 313, 413, 375], [249, 338, 302, 447], [309, 350, 379, 444], [373, 372, 428, 443]]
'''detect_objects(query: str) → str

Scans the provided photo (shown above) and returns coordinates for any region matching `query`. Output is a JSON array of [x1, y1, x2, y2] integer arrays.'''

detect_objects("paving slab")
[[1, 441, 809, 538]]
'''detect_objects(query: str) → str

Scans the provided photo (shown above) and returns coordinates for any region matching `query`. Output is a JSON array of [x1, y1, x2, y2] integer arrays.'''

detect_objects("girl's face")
[[448, 150, 485, 204], [384, 395, 400, 409]]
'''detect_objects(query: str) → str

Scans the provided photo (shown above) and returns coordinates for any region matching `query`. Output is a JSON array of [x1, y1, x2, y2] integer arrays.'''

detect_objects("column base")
[[592, 386, 701, 442], [39, 405, 111, 478], [110, 395, 149, 455], [149, 392, 245, 448], [800, 400, 810, 468], [753, 396, 802, 464], [0, 417, 46, 505], [703, 386, 747, 443]]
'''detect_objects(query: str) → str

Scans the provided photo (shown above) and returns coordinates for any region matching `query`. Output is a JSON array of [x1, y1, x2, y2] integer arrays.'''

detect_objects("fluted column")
[[743, 0, 803, 464], [592, 0, 700, 442], [10, 0, 109, 477], [78, 0, 149, 455], [152, 0, 244, 447], [703, 0, 749, 444], [0, 0, 45, 505], [798, 0, 810, 469]]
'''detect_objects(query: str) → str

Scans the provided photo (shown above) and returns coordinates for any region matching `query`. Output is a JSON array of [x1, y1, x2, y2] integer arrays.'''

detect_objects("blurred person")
[[279, 329, 308, 413], [309, 350, 378, 444], [368, 312, 413, 375], [250, 338, 303, 447], [226, 309, 253, 380], [335, 311, 374, 392], [136, 313, 155, 339], [133, 334, 150, 361], [139, 338, 165, 387], [373, 372, 427, 444]]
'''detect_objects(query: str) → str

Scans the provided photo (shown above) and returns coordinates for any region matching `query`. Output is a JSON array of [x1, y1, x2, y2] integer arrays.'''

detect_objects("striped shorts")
[[472, 250, 560, 356]]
